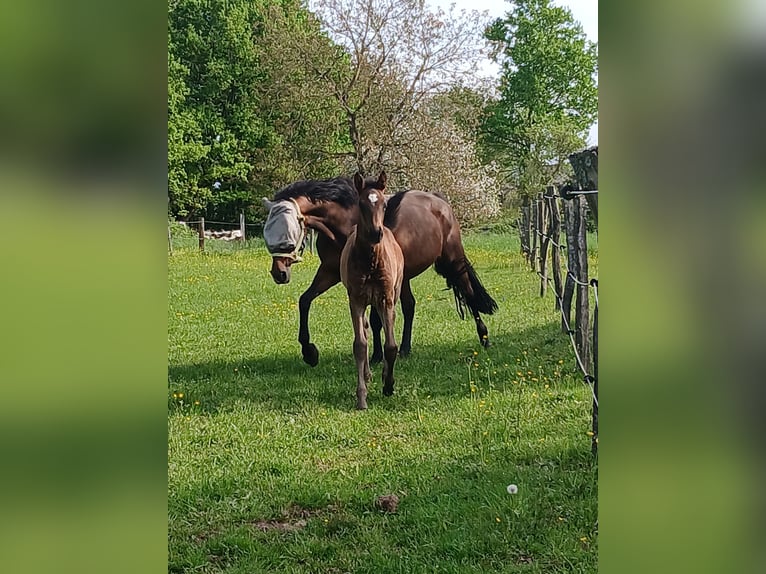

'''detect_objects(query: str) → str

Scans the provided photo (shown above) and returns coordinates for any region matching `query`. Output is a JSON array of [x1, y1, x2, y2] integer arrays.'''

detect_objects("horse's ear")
[[377, 171, 387, 189], [353, 172, 364, 192], [261, 197, 274, 211]]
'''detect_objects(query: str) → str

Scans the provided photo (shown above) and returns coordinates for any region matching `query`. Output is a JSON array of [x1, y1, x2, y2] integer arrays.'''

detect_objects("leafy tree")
[[482, 0, 597, 198], [168, 0, 348, 220]]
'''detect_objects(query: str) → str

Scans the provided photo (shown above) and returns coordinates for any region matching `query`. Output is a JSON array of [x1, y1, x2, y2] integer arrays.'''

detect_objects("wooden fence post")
[[561, 199, 576, 333], [573, 196, 591, 373], [539, 191, 551, 297], [168, 223, 173, 255], [239, 212, 246, 241], [520, 197, 531, 260], [198, 217, 205, 252], [548, 189, 563, 309], [591, 281, 598, 454], [529, 196, 538, 272]]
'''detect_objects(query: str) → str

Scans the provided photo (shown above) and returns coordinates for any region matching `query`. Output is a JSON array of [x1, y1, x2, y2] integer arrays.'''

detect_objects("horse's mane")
[[273, 177, 359, 207]]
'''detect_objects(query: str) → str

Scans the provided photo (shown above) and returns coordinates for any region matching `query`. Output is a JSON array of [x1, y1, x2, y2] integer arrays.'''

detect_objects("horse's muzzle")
[[270, 258, 292, 284]]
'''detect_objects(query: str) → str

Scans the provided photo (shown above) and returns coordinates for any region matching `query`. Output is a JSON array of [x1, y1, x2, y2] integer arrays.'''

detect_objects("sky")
[[430, 0, 598, 144]]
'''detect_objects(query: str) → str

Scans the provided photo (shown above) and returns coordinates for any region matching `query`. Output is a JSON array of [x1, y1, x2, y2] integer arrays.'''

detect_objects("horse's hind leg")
[[369, 307, 383, 365], [399, 280, 415, 357], [380, 302, 398, 397], [298, 266, 340, 366]]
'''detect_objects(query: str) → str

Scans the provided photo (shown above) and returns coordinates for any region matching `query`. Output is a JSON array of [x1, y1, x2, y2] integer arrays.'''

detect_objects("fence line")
[[169, 213, 317, 255], [518, 147, 598, 453]]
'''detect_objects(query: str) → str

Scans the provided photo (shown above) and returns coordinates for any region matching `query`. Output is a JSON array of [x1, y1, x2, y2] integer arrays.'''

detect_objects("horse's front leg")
[[379, 301, 398, 397], [298, 266, 340, 366], [350, 303, 370, 410]]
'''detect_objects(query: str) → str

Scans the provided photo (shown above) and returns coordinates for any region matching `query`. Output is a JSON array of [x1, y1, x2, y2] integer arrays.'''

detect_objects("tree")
[[481, 0, 597, 199], [167, 0, 348, 220], [306, 0, 489, 174]]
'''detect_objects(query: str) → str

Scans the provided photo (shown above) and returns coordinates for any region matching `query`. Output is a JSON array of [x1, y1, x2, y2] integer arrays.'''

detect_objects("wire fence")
[[519, 179, 599, 454]]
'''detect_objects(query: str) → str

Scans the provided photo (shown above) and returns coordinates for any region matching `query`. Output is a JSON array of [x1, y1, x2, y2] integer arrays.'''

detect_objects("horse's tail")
[[434, 257, 498, 319]]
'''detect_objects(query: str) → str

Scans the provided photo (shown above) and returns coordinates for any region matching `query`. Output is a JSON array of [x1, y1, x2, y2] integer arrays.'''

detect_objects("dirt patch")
[[374, 494, 400, 513], [249, 503, 340, 533]]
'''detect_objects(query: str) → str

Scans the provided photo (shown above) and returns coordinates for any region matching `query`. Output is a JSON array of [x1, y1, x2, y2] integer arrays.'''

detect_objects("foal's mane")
[[273, 177, 359, 208]]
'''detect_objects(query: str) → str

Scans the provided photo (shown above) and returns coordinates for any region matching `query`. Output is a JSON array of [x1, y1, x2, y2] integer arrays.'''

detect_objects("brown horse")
[[262, 176, 497, 367], [340, 172, 404, 409]]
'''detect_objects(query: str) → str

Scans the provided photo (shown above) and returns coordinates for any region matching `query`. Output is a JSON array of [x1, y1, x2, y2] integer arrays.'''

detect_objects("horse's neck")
[[304, 201, 357, 240]]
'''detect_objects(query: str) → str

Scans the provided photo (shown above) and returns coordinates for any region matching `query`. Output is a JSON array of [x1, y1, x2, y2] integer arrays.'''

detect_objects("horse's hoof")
[[302, 344, 319, 367], [399, 347, 411, 358], [382, 384, 394, 397], [481, 337, 492, 348], [356, 401, 368, 410], [370, 351, 383, 365]]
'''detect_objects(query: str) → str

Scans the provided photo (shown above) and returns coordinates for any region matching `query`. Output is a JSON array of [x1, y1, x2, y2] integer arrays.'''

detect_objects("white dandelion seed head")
[[507, 484, 518, 495]]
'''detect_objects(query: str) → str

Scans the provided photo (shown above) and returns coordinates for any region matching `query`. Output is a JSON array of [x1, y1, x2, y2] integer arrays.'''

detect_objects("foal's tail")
[[434, 257, 498, 319]]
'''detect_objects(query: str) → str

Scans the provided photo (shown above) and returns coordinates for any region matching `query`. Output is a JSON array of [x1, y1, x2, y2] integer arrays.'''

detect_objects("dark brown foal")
[[340, 172, 404, 409]]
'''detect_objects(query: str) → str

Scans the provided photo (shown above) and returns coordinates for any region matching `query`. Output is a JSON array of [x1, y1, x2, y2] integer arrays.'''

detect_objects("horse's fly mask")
[[262, 198, 306, 261]]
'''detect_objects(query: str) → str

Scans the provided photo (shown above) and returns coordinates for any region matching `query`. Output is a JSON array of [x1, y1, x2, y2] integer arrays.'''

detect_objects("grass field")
[[168, 231, 598, 573]]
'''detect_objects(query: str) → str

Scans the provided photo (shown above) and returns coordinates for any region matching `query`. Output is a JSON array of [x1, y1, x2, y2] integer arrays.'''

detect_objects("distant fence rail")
[[168, 213, 316, 255]]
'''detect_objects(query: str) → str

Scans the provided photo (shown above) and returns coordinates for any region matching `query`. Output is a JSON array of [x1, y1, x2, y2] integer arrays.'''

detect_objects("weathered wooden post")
[[591, 279, 598, 454], [239, 212, 246, 241], [168, 223, 173, 255], [520, 196, 531, 260], [529, 195, 538, 272], [198, 217, 205, 252], [548, 187, 563, 309], [561, 196, 577, 333], [573, 196, 591, 373], [539, 191, 551, 297]]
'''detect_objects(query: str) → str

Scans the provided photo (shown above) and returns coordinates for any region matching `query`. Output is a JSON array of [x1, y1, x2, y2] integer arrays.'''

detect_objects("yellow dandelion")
[[473, 351, 478, 356], [586, 431, 594, 436], [558, 360, 564, 364], [172, 393, 178, 399], [544, 384, 549, 389], [178, 393, 184, 399], [483, 431, 488, 436], [558, 517, 564, 522], [580, 536, 588, 542], [531, 377, 538, 382], [495, 517, 501, 523], [194, 400, 200, 406]]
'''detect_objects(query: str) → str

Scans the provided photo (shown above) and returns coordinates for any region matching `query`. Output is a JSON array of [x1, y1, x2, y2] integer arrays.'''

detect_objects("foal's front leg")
[[351, 303, 371, 410]]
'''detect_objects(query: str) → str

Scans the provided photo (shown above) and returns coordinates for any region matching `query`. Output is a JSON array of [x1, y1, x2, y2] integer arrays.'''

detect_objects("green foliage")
[[168, 234, 598, 572], [167, 0, 348, 220], [481, 0, 598, 198]]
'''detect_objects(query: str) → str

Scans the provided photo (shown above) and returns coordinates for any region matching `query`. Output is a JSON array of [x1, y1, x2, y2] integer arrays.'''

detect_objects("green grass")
[[168, 233, 598, 573]]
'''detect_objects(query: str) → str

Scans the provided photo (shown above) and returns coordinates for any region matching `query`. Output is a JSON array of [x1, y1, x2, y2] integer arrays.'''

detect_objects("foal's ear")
[[261, 197, 274, 211], [353, 172, 364, 192], [377, 171, 387, 189]]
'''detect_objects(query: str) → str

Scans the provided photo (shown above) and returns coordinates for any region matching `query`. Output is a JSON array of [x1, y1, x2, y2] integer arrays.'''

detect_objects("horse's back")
[[388, 190, 461, 277]]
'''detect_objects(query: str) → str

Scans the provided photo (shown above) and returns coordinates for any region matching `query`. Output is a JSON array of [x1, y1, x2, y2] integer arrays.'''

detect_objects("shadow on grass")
[[168, 320, 577, 413]]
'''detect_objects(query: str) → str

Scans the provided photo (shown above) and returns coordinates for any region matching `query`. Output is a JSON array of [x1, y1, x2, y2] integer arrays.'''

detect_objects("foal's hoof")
[[302, 344, 319, 367], [481, 337, 492, 348], [382, 384, 394, 397], [370, 351, 383, 365], [399, 346, 411, 358]]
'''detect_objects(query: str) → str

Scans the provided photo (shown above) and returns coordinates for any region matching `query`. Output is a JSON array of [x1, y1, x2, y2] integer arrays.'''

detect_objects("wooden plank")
[[529, 196, 538, 272], [198, 217, 205, 252], [591, 285, 598, 455]]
